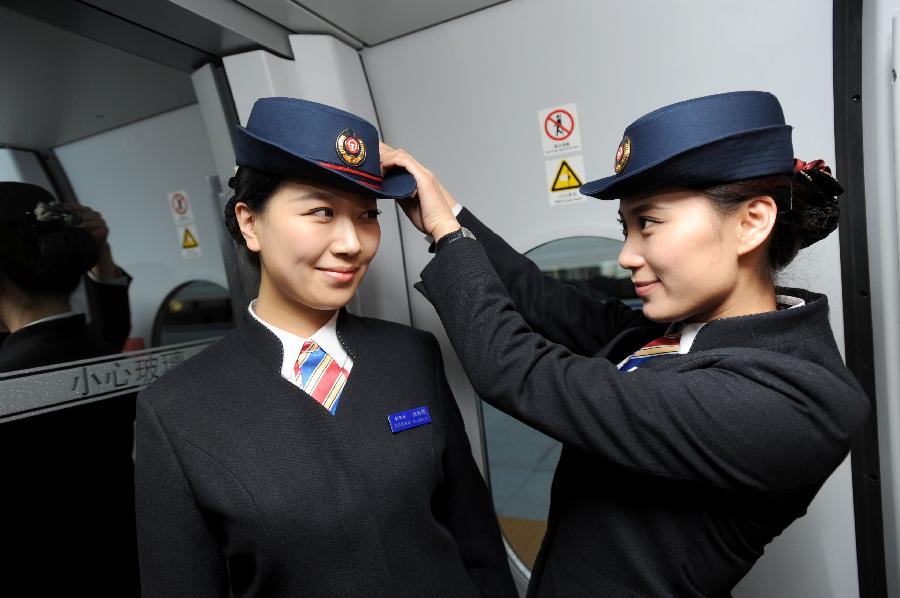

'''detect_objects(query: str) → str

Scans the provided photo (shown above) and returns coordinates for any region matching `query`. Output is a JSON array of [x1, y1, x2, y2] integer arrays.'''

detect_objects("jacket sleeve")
[[458, 208, 645, 355], [419, 239, 867, 495], [429, 335, 518, 598], [85, 272, 132, 351], [134, 394, 229, 598]]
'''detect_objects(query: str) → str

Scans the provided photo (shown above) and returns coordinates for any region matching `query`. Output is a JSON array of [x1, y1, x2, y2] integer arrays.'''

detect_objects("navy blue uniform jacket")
[[135, 309, 516, 598], [414, 209, 870, 598]]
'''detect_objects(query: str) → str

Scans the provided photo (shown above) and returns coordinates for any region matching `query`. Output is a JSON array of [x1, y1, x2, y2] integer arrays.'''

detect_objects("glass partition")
[[484, 235, 635, 570], [0, 7, 232, 594]]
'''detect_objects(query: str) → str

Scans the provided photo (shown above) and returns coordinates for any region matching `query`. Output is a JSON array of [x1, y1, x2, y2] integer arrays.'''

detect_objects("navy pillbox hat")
[[581, 91, 795, 200], [235, 97, 416, 199]]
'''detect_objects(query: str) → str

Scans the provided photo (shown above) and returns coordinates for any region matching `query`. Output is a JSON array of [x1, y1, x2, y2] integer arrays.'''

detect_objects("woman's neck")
[[0, 294, 73, 333], [254, 281, 336, 339], [687, 271, 777, 324]]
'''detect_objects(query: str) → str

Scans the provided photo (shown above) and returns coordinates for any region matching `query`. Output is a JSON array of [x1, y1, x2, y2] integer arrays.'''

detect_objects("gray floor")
[[483, 403, 560, 521]]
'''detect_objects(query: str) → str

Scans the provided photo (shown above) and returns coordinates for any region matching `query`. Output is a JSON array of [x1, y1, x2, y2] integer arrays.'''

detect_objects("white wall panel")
[[863, 2, 900, 597], [363, 0, 858, 596], [0, 148, 53, 190]]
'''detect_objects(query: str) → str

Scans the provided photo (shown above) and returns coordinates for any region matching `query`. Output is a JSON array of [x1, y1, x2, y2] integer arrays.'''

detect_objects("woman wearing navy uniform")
[[385, 91, 870, 597], [134, 97, 516, 598], [0, 183, 117, 370]]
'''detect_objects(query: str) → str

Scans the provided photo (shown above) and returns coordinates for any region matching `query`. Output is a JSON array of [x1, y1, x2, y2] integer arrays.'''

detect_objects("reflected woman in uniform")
[[134, 97, 516, 598], [386, 91, 870, 597], [0, 182, 117, 371]]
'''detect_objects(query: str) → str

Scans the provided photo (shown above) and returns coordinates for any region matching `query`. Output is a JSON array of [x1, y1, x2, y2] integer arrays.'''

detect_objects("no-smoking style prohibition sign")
[[544, 108, 574, 141], [170, 192, 189, 215]]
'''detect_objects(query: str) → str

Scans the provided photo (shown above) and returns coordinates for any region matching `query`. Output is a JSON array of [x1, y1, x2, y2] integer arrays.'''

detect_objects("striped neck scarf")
[[617, 334, 682, 372], [293, 341, 349, 415]]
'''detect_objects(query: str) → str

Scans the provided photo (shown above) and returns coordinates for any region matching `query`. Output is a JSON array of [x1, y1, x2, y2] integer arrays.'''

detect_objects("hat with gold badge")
[[235, 97, 416, 199], [580, 91, 796, 200]]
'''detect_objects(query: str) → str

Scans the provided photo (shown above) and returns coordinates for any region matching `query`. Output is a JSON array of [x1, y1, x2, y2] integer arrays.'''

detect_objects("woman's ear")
[[737, 195, 778, 257], [234, 202, 261, 253]]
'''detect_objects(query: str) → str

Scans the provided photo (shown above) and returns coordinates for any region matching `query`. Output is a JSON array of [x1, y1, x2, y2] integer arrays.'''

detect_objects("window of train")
[[484, 236, 635, 570], [152, 280, 235, 347]]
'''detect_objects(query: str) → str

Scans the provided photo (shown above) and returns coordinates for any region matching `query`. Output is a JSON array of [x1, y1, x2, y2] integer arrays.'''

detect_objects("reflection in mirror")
[[484, 236, 634, 570], [0, 4, 229, 594], [0, 185, 131, 374], [151, 280, 234, 347]]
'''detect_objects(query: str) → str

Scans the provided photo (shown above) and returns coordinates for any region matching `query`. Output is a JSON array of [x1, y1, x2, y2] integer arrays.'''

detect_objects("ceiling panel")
[[242, 0, 510, 46], [0, 7, 196, 151], [234, 0, 364, 49]]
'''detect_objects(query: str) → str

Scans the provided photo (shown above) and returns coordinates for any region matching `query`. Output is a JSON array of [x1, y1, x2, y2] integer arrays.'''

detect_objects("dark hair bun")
[[1, 222, 99, 296], [792, 161, 842, 248]]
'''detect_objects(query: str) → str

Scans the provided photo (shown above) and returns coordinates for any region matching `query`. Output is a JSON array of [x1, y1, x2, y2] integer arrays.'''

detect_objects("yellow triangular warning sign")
[[551, 159, 583, 191], [182, 228, 199, 249]]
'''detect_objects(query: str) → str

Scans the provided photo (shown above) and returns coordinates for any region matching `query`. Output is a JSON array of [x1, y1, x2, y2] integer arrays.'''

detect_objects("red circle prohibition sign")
[[171, 193, 188, 215], [545, 109, 574, 141]]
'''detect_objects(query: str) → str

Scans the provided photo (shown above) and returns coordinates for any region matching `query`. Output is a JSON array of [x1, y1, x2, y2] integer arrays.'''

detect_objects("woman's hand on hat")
[[68, 203, 120, 279], [69, 204, 109, 244], [379, 142, 460, 240]]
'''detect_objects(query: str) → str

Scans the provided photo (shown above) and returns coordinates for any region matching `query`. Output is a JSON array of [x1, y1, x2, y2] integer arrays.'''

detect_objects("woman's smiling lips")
[[633, 280, 660, 297], [318, 266, 358, 283]]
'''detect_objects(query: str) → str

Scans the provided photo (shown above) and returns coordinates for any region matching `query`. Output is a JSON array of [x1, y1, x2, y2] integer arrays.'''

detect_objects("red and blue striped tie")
[[617, 334, 682, 372], [293, 341, 349, 415]]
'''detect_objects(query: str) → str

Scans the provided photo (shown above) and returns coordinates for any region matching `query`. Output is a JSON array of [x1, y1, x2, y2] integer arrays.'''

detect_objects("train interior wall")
[[862, 1, 900, 596]]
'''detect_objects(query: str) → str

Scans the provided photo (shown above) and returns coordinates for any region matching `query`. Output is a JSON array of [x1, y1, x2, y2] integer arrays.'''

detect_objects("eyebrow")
[[618, 202, 666, 217], [291, 190, 336, 202]]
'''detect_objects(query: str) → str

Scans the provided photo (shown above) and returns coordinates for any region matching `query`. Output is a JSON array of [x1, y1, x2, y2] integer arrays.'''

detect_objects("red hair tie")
[[794, 158, 833, 177]]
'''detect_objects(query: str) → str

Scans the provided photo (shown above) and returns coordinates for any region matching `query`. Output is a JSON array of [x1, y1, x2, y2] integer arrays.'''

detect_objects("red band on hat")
[[355, 180, 384, 191], [317, 161, 384, 182]]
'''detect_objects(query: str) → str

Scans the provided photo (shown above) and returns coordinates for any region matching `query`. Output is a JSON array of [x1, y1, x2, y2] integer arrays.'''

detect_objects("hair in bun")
[[0, 203, 99, 296], [699, 160, 843, 274]]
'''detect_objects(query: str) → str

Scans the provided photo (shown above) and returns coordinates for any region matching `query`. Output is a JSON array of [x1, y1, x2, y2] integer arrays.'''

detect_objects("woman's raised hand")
[[380, 142, 461, 240]]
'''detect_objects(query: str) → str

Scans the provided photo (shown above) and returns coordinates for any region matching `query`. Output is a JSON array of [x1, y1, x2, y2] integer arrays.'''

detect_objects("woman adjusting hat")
[[134, 97, 516, 598], [385, 91, 869, 597]]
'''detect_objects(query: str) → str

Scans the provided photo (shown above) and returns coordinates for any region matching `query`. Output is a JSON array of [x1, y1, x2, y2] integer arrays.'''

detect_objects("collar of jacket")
[[1, 313, 88, 350], [236, 307, 360, 367], [690, 286, 829, 352]]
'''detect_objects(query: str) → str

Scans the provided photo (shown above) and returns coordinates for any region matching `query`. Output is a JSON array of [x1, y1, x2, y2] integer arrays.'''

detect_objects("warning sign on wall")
[[551, 160, 584, 191], [545, 155, 587, 206], [177, 224, 202, 258], [168, 190, 195, 225], [538, 103, 582, 157]]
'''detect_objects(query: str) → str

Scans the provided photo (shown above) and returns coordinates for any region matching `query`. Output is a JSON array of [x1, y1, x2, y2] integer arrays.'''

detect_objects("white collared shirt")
[[248, 301, 353, 384], [22, 311, 77, 329]]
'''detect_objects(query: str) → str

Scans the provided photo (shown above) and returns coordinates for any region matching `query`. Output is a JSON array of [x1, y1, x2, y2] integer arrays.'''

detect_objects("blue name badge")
[[388, 406, 432, 433]]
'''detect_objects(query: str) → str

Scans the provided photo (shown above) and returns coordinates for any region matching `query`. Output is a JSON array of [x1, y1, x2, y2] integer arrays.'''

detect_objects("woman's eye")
[[637, 216, 656, 230], [363, 209, 381, 221], [617, 217, 627, 237], [307, 207, 333, 220]]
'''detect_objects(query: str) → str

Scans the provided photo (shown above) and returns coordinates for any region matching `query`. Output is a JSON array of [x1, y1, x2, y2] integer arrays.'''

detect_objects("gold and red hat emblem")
[[614, 136, 631, 174], [336, 129, 366, 167]]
